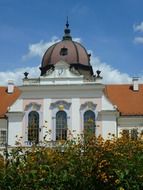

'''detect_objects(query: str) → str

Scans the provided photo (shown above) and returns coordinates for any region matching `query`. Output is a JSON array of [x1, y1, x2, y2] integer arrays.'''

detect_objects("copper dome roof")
[[41, 40, 90, 67], [41, 21, 91, 68]]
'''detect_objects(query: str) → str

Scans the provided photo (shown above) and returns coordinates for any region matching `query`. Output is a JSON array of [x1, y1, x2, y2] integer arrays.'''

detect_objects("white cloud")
[[133, 22, 143, 32], [22, 36, 60, 60], [72, 37, 81, 43], [134, 36, 143, 44], [0, 66, 40, 86], [90, 52, 132, 84], [133, 22, 143, 44]]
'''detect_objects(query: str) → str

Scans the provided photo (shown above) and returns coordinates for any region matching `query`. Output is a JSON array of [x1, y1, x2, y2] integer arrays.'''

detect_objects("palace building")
[[0, 21, 143, 147]]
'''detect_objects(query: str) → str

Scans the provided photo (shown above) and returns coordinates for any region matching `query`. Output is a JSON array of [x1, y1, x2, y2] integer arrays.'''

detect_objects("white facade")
[[2, 61, 119, 146], [1, 61, 142, 147], [0, 62, 143, 146]]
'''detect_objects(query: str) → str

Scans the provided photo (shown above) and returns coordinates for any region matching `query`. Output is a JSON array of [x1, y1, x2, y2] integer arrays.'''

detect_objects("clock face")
[[58, 68, 64, 76]]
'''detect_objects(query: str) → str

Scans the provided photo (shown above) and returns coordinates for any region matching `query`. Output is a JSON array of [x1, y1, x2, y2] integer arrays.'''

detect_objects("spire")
[[66, 16, 69, 28], [63, 17, 72, 40]]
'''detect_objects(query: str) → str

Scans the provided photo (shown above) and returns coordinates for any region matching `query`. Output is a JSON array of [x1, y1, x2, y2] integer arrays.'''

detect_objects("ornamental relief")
[[50, 100, 71, 110], [25, 102, 41, 111], [80, 101, 97, 111]]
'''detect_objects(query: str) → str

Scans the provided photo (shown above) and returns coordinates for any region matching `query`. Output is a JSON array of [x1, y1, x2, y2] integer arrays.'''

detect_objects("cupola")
[[40, 20, 94, 80]]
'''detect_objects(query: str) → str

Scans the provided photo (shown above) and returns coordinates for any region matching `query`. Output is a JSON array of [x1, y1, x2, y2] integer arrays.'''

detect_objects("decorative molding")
[[25, 102, 41, 111], [80, 101, 97, 111], [50, 100, 71, 110], [45, 68, 54, 76], [70, 67, 80, 76]]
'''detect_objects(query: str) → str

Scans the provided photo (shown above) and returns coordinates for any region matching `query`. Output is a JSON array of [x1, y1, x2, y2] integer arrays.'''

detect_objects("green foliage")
[[0, 135, 143, 190]]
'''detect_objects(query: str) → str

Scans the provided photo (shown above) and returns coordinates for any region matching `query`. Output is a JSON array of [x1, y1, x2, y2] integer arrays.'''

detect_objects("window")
[[60, 47, 68, 56], [56, 111, 67, 140], [0, 130, 6, 146], [131, 129, 138, 140], [122, 129, 138, 140], [84, 110, 95, 134], [28, 111, 39, 144]]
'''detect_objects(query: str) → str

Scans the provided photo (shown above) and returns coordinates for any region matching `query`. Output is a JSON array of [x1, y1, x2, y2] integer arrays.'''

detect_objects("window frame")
[[122, 128, 138, 140], [50, 100, 71, 141], [84, 110, 96, 134], [56, 110, 67, 140], [0, 130, 7, 146], [24, 102, 42, 145], [80, 101, 97, 135], [28, 111, 40, 144]]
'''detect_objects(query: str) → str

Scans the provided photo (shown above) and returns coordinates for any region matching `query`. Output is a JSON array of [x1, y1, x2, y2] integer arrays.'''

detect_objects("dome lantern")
[[63, 18, 72, 41]]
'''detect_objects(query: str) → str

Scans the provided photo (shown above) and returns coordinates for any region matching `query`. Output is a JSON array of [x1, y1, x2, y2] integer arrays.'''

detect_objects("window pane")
[[56, 111, 67, 140], [0, 130, 6, 146], [28, 111, 39, 144], [84, 110, 95, 134]]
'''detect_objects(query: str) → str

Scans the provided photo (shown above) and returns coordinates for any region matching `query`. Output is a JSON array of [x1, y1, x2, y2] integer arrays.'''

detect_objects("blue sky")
[[0, 0, 143, 84]]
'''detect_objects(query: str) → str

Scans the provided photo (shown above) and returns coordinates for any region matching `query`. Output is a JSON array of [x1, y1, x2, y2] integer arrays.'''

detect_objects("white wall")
[[8, 114, 23, 146], [43, 98, 52, 141], [9, 99, 23, 112], [102, 95, 115, 110], [101, 112, 117, 139], [71, 98, 81, 138]]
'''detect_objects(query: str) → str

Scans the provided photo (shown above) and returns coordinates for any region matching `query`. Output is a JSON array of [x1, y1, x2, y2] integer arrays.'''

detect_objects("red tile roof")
[[0, 87, 21, 118], [105, 85, 143, 116]]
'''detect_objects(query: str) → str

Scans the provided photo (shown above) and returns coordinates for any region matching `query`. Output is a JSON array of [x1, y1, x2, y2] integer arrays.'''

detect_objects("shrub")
[[0, 134, 143, 190]]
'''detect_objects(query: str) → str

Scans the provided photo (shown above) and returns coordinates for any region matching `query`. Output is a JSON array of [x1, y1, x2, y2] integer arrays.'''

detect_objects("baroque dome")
[[40, 21, 93, 79], [41, 40, 90, 67]]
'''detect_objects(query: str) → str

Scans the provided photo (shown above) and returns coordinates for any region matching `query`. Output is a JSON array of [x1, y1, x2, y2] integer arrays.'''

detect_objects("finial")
[[66, 16, 69, 28], [63, 17, 72, 40], [96, 70, 102, 78], [24, 72, 29, 79]]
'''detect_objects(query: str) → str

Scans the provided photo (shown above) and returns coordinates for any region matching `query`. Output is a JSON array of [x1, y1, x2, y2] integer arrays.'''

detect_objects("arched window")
[[84, 110, 95, 134], [56, 111, 67, 140], [28, 111, 39, 144]]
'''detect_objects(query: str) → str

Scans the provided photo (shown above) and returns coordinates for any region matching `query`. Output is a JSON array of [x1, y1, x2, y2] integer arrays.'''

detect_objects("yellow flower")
[[119, 187, 125, 190], [115, 179, 120, 184]]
